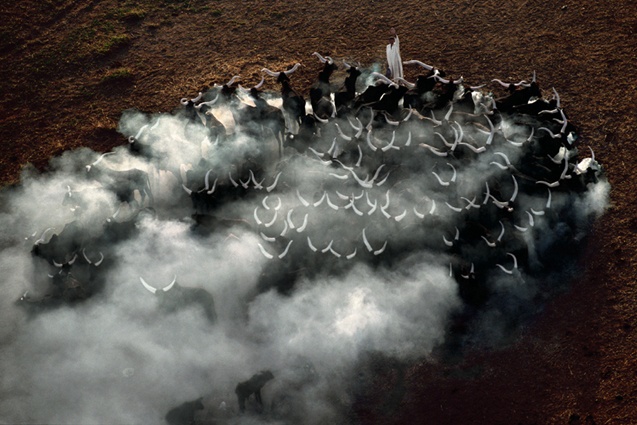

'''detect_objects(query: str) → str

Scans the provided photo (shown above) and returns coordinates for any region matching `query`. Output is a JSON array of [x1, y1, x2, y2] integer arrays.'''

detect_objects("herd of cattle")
[[16, 51, 606, 420]]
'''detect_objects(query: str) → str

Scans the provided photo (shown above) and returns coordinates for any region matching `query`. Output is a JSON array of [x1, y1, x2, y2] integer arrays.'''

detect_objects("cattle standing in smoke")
[[335, 62, 362, 117], [3, 32, 610, 425], [262, 63, 306, 130], [85, 153, 154, 208], [164, 397, 204, 425], [235, 370, 275, 413], [139, 276, 217, 324], [310, 52, 338, 119]]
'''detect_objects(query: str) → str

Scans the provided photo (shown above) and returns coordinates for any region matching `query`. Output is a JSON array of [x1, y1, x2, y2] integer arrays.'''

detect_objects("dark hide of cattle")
[[165, 397, 204, 425], [235, 370, 275, 413], [335, 66, 362, 117], [142, 279, 217, 324], [86, 165, 154, 207]]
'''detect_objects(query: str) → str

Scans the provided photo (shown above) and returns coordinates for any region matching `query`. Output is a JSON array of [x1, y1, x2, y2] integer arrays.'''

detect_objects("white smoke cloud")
[[0, 71, 610, 424]]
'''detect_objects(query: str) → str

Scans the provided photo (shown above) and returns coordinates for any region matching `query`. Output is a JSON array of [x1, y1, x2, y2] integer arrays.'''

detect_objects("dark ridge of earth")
[[1, 1, 636, 423]]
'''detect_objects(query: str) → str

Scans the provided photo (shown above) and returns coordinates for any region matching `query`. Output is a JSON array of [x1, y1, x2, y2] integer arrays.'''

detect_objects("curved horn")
[[191, 92, 203, 102], [139, 277, 157, 294], [313, 113, 329, 124], [94, 252, 104, 267], [91, 152, 114, 167], [362, 228, 373, 252], [325, 56, 334, 65], [403, 60, 434, 70], [313, 52, 327, 63], [180, 98, 189, 105], [204, 169, 213, 191], [278, 240, 293, 259], [266, 172, 282, 193], [182, 184, 193, 195], [396, 77, 415, 89], [510, 175, 519, 202], [283, 63, 301, 76], [226, 76, 240, 87], [162, 275, 177, 292], [207, 177, 218, 195], [254, 77, 265, 89], [261, 68, 280, 77], [194, 95, 220, 110], [370, 72, 398, 87], [296, 214, 308, 232], [343, 61, 352, 69], [82, 248, 92, 265]]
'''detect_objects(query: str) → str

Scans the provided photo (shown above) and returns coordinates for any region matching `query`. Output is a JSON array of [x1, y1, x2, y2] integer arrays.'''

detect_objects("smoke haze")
[[0, 61, 609, 424]]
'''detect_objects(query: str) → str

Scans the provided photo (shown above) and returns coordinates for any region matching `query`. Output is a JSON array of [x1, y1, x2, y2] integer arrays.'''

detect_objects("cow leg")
[[237, 395, 246, 413]]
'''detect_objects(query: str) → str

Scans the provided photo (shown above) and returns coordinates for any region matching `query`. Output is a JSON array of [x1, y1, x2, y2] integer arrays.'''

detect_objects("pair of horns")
[[140, 275, 177, 294], [312, 52, 334, 64], [262, 63, 301, 77]]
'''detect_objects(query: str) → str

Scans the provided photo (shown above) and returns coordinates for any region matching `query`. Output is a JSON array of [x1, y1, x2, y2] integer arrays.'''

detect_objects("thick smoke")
[[0, 57, 609, 424]]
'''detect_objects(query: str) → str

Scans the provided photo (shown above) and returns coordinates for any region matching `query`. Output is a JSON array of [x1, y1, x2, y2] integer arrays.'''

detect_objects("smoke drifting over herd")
[[0, 48, 608, 424]]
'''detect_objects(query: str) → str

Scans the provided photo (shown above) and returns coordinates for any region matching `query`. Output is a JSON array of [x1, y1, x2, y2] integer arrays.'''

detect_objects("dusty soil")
[[1, 0, 636, 423]]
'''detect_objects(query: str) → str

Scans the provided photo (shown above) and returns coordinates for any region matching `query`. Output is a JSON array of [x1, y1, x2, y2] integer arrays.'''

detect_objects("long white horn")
[[396, 77, 415, 89], [261, 68, 280, 77], [82, 249, 92, 264], [204, 169, 213, 191], [278, 240, 293, 259], [162, 275, 177, 292], [283, 63, 301, 76], [266, 172, 282, 193], [403, 60, 434, 70], [195, 94, 220, 109], [140, 277, 157, 294], [226, 76, 240, 86], [191, 92, 203, 103], [254, 77, 265, 89], [313, 52, 327, 63], [510, 175, 519, 202], [91, 152, 114, 167], [371, 72, 398, 87], [362, 228, 374, 252], [258, 243, 275, 259]]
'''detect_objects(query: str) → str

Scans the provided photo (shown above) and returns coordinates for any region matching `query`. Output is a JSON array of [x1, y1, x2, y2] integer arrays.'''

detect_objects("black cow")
[[235, 370, 275, 413], [85, 155, 154, 208], [165, 397, 204, 425], [31, 221, 84, 265], [313, 52, 338, 97], [262, 64, 306, 127], [335, 62, 362, 117], [140, 276, 217, 324]]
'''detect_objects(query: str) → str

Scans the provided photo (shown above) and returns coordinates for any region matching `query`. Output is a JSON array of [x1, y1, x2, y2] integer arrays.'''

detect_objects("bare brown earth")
[[1, 0, 636, 423]]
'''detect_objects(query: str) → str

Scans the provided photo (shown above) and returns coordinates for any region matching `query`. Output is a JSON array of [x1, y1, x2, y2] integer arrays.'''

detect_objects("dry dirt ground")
[[1, 0, 636, 423]]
